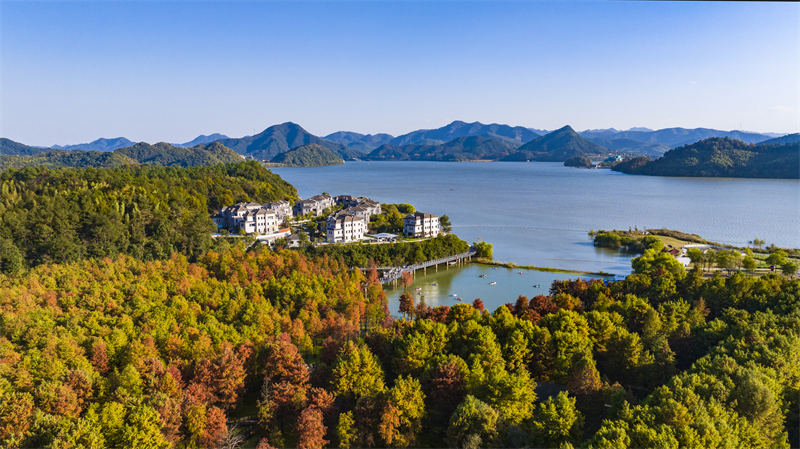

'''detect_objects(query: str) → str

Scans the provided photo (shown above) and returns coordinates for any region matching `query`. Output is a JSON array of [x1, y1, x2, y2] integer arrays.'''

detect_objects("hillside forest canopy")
[[0, 161, 798, 449]]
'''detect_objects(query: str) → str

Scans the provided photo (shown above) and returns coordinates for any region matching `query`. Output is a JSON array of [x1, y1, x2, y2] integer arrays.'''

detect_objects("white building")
[[263, 200, 293, 222], [294, 194, 335, 217], [403, 212, 440, 238], [326, 214, 366, 243], [333, 195, 382, 220], [213, 202, 278, 235]]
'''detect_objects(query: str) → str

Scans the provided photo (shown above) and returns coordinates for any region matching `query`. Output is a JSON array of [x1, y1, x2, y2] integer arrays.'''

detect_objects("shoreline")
[[471, 259, 615, 277]]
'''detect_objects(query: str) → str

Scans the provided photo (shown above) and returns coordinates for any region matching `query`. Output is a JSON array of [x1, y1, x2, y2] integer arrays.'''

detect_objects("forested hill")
[[365, 135, 521, 161], [214, 122, 363, 161], [0, 141, 244, 170], [757, 133, 799, 146], [501, 125, 609, 162], [0, 161, 297, 269], [612, 137, 800, 179], [0, 137, 52, 156], [389, 120, 540, 146], [0, 228, 797, 448], [270, 143, 345, 166]]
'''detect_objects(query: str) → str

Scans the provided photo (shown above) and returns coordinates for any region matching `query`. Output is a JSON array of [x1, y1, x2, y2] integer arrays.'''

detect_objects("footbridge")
[[370, 248, 477, 285]]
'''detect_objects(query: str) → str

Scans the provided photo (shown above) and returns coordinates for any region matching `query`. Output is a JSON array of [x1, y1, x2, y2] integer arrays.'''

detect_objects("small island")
[[563, 156, 593, 167], [269, 143, 345, 167]]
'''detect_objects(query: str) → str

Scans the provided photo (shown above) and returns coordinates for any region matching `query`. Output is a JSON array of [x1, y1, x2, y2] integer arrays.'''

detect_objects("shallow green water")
[[383, 263, 607, 316]]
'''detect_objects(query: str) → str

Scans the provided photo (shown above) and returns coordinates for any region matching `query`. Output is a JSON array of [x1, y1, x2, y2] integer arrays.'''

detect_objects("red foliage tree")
[[398, 293, 415, 319], [427, 359, 466, 424], [295, 406, 328, 449], [90, 341, 109, 374], [472, 298, 485, 313], [200, 406, 228, 449], [256, 438, 277, 449], [401, 272, 413, 288]]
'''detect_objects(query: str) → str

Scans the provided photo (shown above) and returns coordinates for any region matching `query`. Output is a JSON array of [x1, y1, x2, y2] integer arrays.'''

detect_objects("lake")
[[273, 161, 800, 277], [381, 263, 608, 316]]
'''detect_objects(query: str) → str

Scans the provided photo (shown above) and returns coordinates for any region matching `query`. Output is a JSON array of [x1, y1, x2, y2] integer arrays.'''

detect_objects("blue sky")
[[2, 1, 798, 146]]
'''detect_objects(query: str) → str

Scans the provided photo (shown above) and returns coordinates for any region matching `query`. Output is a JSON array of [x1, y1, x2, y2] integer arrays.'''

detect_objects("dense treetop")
[[612, 137, 800, 179], [0, 236, 796, 448], [0, 142, 243, 170], [0, 161, 297, 270]]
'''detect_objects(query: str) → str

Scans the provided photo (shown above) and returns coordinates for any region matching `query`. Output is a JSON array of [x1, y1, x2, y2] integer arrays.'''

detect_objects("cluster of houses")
[[211, 193, 441, 244]]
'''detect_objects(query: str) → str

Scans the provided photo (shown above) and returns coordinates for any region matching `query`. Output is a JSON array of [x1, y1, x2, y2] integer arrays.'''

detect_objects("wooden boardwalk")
[[373, 248, 477, 285]]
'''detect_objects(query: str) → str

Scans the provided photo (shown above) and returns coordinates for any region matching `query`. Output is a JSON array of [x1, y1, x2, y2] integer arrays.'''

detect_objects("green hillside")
[[365, 135, 520, 161], [116, 141, 243, 167], [586, 137, 669, 156], [612, 137, 800, 179], [1, 141, 243, 170], [390, 120, 539, 146], [501, 125, 609, 162], [757, 133, 799, 146], [270, 143, 345, 167], [0, 138, 52, 156], [215, 122, 363, 161], [564, 156, 592, 167]]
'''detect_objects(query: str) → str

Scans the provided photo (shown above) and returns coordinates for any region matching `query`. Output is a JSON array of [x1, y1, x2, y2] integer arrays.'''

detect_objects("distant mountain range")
[[3, 122, 791, 168], [389, 121, 540, 146], [578, 127, 774, 148], [500, 126, 608, 162], [51, 137, 136, 152], [324, 131, 394, 152], [364, 135, 522, 161], [0, 141, 242, 170], [213, 122, 363, 161], [173, 133, 230, 148]]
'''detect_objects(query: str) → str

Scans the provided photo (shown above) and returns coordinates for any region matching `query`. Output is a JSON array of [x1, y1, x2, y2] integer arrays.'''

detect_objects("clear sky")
[[1, 1, 798, 146]]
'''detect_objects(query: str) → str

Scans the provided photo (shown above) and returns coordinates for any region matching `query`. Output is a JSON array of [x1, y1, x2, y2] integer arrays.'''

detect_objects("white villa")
[[326, 214, 366, 243], [403, 212, 440, 238], [334, 195, 382, 221], [294, 194, 335, 217], [212, 202, 280, 235], [263, 200, 293, 222]]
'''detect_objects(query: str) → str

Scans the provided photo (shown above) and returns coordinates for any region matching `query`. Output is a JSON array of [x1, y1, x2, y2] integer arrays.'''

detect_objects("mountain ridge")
[[390, 120, 540, 146], [213, 122, 363, 161]]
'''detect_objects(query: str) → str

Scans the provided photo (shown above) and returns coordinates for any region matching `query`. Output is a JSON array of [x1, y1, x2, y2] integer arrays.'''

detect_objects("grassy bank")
[[472, 258, 614, 277]]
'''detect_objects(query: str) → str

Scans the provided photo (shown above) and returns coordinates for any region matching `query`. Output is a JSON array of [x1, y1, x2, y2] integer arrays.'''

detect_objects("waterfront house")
[[213, 202, 278, 235], [403, 212, 440, 238], [326, 214, 366, 243], [294, 194, 335, 217], [263, 200, 293, 222]]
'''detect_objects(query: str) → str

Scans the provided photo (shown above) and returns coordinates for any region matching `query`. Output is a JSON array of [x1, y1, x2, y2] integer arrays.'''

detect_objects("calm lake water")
[[273, 161, 800, 277], [381, 264, 607, 317]]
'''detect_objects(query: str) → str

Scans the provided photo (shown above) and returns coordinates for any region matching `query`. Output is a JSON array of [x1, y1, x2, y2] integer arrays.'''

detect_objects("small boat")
[[456, 297, 462, 301], [418, 292, 422, 295], [493, 267, 498, 270], [489, 281, 496, 285], [479, 274, 486, 278], [451, 294, 458, 297], [519, 271, 523, 274], [414, 287, 422, 290], [431, 282, 438, 286]]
